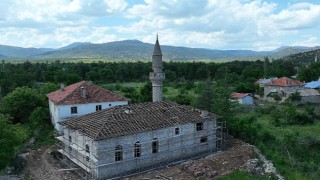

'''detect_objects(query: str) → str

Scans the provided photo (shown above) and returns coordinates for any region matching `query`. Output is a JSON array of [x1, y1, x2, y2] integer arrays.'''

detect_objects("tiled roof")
[[298, 89, 320, 96], [47, 81, 127, 105], [231, 93, 250, 99], [255, 77, 277, 85], [60, 101, 218, 141], [265, 77, 304, 87]]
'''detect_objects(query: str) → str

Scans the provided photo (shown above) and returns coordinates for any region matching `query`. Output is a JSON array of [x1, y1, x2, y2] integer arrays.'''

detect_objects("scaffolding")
[[55, 121, 227, 179]]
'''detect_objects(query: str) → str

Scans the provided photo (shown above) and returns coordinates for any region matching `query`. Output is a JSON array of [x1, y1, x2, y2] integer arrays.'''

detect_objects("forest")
[[0, 55, 320, 179]]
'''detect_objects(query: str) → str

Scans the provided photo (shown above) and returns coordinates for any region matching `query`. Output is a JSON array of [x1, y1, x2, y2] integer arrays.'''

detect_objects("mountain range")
[[0, 40, 318, 61]]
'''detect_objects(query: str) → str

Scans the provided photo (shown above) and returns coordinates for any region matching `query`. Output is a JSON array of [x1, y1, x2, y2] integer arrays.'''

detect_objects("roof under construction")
[[60, 101, 218, 141]]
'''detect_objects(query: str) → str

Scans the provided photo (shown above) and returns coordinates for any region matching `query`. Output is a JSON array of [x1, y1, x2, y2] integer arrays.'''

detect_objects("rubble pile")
[[182, 161, 218, 178]]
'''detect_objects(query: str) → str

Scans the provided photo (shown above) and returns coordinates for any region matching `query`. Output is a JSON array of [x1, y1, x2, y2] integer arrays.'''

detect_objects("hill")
[[0, 40, 318, 61], [0, 45, 54, 58], [282, 48, 320, 64]]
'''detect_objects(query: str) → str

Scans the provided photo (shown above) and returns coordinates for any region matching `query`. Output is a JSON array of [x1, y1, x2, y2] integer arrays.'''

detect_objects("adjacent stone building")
[[59, 101, 218, 179], [47, 81, 128, 133]]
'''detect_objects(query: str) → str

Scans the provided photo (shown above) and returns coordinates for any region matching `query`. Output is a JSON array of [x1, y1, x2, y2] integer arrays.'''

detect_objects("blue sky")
[[0, 0, 320, 50]]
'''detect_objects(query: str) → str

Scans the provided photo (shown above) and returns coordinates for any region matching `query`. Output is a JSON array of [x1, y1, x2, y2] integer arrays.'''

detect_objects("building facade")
[[47, 81, 128, 133], [264, 77, 304, 98], [59, 101, 219, 179], [231, 93, 253, 105]]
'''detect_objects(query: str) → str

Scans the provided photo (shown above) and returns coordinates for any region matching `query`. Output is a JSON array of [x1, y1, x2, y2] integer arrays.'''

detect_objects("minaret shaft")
[[150, 36, 165, 102]]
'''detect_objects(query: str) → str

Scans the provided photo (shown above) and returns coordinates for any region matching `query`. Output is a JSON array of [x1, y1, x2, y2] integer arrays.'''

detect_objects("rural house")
[[264, 77, 304, 99], [295, 89, 320, 104], [231, 92, 254, 105], [47, 81, 128, 133], [56, 37, 221, 179]]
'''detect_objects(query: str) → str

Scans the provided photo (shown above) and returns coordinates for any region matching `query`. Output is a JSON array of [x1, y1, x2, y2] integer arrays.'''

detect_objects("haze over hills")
[[0, 40, 318, 61]]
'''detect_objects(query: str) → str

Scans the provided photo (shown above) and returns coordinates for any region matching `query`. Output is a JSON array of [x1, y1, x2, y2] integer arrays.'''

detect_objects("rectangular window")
[[71, 106, 77, 114], [134, 142, 141, 157], [152, 138, 158, 153], [200, 136, 208, 143], [115, 145, 123, 161], [175, 127, 180, 135], [96, 105, 102, 111], [196, 122, 204, 131], [86, 156, 90, 162]]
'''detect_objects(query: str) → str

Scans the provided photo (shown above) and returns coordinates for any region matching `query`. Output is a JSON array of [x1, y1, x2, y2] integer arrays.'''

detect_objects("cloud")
[[0, 0, 319, 50], [75, 0, 128, 16], [125, 0, 320, 50], [292, 36, 318, 47]]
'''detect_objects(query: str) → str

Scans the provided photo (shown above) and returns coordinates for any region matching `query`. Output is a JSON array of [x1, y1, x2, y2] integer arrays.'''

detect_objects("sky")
[[0, 0, 320, 51]]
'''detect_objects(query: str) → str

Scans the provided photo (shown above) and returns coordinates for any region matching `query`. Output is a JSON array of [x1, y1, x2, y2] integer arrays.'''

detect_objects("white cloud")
[[0, 0, 320, 50], [292, 36, 318, 47]]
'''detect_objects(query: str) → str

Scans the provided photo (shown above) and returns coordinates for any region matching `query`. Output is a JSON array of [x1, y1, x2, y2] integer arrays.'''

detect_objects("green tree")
[[196, 80, 214, 111], [0, 115, 21, 169], [1, 86, 42, 123], [29, 107, 50, 130], [138, 82, 152, 102], [264, 57, 270, 78]]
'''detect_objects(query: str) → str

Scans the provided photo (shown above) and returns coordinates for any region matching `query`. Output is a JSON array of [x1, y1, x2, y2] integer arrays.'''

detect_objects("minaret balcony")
[[149, 72, 165, 80]]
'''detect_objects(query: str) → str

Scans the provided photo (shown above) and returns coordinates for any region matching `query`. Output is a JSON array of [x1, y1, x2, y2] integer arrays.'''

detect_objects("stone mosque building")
[[55, 37, 220, 179]]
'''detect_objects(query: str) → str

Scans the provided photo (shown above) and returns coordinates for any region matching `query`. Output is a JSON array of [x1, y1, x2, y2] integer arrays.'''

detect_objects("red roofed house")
[[47, 81, 128, 133], [264, 77, 304, 99], [231, 93, 254, 105]]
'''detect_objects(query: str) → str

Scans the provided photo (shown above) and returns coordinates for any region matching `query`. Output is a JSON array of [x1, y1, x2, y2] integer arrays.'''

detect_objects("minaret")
[[150, 35, 165, 102]]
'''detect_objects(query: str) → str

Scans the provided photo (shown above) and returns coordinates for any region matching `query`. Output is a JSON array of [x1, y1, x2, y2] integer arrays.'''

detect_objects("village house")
[[264, 77, 304, 99], [295, 89, 320, 105], [231, 92, 254, 105], [47, 81, 128, 133], [56, 37, 221, 179]]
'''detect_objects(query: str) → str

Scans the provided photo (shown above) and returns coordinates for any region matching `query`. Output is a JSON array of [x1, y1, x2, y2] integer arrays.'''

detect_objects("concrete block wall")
[[95, 119, 217, 179]]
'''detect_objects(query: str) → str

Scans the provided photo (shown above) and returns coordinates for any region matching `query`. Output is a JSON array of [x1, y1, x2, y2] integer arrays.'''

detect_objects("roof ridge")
[[57, 81, 86, 104]]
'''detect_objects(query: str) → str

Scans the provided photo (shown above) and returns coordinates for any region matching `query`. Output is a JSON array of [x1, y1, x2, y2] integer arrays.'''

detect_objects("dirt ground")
[[21, 139, 255, 180], [129, 139, 255, 179], [21, 144, 81, 180]]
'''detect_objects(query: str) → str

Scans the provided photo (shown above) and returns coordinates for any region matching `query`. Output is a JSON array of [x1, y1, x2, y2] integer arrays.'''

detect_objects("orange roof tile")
[[231, 93, 249, 99], [47, 81, 128, 105], [265, 77, 304, 87]]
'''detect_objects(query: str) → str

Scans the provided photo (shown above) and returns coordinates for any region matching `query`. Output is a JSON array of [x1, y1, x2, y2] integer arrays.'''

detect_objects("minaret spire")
[[150, 35, 165, 102]]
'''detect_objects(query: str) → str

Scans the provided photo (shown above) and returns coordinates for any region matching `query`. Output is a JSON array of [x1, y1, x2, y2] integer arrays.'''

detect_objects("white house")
[[231, 92, 254, 105], [47, 81, 128, 133]]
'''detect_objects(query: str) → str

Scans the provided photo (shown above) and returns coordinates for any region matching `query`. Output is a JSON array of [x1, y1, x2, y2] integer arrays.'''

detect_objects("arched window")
[[85, 144, 90, 153], [152, 138, 158, 153], [115, 145, 123, 161], [134, 142, 141, 157]]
